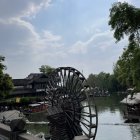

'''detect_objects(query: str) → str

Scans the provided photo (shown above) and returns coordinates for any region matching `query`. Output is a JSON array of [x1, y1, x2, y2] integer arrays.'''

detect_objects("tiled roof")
[[26, 73, 47, 80], [13, 79, 29, 86], [13, 73, 48, 86]]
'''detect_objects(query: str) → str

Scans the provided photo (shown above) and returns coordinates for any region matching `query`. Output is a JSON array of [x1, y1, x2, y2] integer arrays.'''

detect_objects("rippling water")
[[26, 94, 140, 140]]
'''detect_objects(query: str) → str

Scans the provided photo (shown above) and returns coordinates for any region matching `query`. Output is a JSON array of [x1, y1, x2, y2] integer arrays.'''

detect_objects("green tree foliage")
[[114, 42, 135, 86], [87, 72, 123, 92], [0, 56, 13, 99], [114, 42, 140, 90], [108, 74, 123, 92], [109, 2, 140, 91], [97, 72, 110, 90], [132, 47, 140, 90], [0, 56, 5, 73], [39, 65, 55, 74], [87, 74, 97, 88], [109, 2, 140, 44]]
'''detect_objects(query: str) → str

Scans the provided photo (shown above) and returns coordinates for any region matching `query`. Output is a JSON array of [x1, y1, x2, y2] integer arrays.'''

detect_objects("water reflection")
[[95, 94, 140, 140], [130, 125, 140, 140], [26, 124, 49, 135], [26, 94, 140, 140]]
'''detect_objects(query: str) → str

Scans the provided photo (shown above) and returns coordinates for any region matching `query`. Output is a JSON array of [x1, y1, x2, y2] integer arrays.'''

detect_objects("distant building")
[[10, 73, 49, 97]]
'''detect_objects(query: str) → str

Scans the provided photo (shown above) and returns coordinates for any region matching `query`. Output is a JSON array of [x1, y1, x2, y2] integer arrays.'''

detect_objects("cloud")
[[0, 0, 65, 78], [68, 31, 116, 54], [0, 0, 51, 19], [66, 29, 128, 77], [0, 0, 63, 57], [69, 41, 88, 54], [0, 0, 130, 79], [0, 18, 64, 78], [43, 31, 62, 42], [0, 17, 64, 56], [84, 18, 107, 35]]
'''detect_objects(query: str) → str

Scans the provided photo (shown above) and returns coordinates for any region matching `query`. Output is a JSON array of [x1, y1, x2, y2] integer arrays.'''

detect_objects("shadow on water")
[[95, 94, 125, 113], [26, 123, 49, 135]]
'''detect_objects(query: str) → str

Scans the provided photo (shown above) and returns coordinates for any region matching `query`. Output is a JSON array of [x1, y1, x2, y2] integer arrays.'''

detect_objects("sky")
[[0, 0, 140, 79]]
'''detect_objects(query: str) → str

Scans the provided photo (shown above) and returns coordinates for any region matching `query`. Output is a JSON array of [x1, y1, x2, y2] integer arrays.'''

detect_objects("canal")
[[26, 94, 140, 140]]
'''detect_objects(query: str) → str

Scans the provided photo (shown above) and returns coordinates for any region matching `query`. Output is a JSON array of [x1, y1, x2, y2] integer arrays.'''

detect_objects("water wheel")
[[46, 67, 98, 140]]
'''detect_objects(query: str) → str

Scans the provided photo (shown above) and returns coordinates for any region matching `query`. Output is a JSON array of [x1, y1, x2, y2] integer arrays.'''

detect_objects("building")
[[10, 73, 49, 97]]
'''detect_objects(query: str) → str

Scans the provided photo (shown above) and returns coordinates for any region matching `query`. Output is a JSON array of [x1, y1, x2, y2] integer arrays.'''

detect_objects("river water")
[[26, 94, 140, 140]]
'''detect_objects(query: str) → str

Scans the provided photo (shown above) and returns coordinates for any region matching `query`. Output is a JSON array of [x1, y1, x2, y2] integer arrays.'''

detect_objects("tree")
[[109, 2, 140, 44], [87, 74, 97, 88], [131, 44, 140, 90], [39, 65, 55, 74], [0, 56, 5, 73], [109, 2, 140, 91], [114, 42, 140, 90], [108, 74, 122, 92], [87, 72, 122, 92], [0, 56, 13, 99]]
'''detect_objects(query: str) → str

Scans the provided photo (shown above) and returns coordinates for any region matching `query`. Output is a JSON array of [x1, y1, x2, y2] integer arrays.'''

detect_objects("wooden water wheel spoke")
[[69, 110, 90, 117], [74, 115, 90, 124], [65, 109, 95, 118], [59, 69, 65, 86], [69, 79, 79, 94], [80, 123, 91, 133], [65, 112, 79, 130], [82, 113, 97, 117], [73, 122, 90, 137], [64, 111, 74, 122], [81, 111, 94, 115], [76, 91, 87, 100], [65, 112, 82, 135], [73, 82, 83, 93], [65, 117, 77, 136], [80, 121, 96, 129]]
